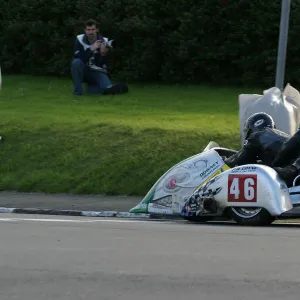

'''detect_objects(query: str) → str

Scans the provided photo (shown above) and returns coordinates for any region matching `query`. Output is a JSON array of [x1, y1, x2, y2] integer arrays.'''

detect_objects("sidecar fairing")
[[129, 142, 236, 215]]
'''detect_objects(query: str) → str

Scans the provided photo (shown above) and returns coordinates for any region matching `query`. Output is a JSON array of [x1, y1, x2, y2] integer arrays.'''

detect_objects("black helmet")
[[244, 112, 275, 139]]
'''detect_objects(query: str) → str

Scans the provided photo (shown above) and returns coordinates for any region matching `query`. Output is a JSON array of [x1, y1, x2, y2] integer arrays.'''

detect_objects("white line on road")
[[0, 217, 158, 224]]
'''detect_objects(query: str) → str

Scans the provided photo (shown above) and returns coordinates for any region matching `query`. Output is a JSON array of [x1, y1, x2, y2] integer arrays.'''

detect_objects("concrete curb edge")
[[0, 207, 183, 220]]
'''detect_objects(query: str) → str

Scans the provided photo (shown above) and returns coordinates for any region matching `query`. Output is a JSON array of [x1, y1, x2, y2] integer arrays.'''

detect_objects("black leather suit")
[[225, 128, 300, 187], [225, 128, 290, 167]]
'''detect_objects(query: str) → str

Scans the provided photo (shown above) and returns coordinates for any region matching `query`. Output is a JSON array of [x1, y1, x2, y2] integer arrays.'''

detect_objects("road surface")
[[0, 214, 300, 300], [0, 191, 140, 211]]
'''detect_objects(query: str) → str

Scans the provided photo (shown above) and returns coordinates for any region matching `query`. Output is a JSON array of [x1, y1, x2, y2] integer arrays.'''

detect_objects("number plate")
[[228, 174, 257, 202]]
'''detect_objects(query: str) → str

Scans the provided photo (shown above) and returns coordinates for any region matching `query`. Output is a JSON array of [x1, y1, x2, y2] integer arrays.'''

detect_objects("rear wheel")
[[228, 207, 275, 226]]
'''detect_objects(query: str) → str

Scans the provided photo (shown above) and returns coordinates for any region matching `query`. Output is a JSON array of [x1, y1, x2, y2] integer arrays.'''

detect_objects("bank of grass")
[[0, 75, 259, 195]]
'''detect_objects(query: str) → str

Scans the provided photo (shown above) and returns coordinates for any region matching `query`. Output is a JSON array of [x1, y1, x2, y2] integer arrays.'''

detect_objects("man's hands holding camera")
[[90, 40, 108, 56]]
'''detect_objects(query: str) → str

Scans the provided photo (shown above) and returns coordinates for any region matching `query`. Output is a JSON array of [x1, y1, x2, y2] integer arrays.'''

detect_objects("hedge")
[[1, 0, 300, 86]]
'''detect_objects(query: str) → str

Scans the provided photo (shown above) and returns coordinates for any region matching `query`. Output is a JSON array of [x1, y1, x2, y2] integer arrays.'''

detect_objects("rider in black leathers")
[[225, 112, 300, 187]]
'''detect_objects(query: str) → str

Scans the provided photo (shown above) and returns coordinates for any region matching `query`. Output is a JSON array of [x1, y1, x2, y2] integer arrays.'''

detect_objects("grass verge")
[[0, 75, 259, 195]]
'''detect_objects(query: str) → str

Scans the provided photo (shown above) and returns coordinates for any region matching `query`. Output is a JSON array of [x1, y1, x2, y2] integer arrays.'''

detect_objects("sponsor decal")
[[194, 159, 208, 169], [254, 119, 264, 127], [231, 166, 257, 173], [148, 205, 173, 215], [199, 161, 220, 178], [185, 159, 208, 170]]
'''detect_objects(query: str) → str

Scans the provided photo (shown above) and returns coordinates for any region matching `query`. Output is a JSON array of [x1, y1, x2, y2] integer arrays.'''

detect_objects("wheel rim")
[[231, 207, 262, 219]]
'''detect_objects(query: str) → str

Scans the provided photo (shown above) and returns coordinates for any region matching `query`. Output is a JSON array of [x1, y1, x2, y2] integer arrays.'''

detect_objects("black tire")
[[227, 207, 275, 226]]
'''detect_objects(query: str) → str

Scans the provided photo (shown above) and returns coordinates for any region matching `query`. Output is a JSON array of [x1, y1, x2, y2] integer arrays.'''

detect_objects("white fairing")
[[239, 85, 300, 145], [129, 149, 228, 215], [197, 164, 294, 216]]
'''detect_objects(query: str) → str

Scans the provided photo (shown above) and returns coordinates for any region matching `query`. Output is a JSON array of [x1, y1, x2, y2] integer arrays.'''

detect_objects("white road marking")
[[0, 217, 158, 224]]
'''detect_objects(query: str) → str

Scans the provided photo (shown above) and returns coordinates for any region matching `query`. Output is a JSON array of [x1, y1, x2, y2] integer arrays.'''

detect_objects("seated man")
[[70, 19, 128, 96], [272, 129, 300, 167], [225, 112, 300, 187]]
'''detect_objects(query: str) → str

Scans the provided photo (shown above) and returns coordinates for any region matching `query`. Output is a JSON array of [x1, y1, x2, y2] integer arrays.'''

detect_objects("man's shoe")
[[103, 83, 128, 95]]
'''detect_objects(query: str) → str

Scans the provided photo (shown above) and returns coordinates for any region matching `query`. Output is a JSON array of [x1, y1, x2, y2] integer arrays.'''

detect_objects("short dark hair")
[[84, 19, 99, 28]]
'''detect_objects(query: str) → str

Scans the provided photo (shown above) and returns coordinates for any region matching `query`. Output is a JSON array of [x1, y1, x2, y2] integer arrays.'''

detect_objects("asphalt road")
[[1, 214, 300, 300], [0, 191, 141, 211]]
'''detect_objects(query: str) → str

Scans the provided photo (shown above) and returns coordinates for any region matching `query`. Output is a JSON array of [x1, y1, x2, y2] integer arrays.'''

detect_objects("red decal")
[[169, 178, 176, 188], [228, 174, 257, 202]]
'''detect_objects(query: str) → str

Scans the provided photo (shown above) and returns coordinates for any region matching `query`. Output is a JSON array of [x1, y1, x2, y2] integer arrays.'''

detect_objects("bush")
[[1, 0, 300, 86]]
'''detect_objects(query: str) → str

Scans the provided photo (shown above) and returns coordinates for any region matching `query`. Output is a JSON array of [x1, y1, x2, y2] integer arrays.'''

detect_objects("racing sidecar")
[[129, 141, 300, 226]]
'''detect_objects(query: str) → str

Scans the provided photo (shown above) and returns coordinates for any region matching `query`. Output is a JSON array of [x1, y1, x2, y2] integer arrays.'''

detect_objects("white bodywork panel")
[[239, 84, 300, 145], [192, 164, 294, 216], [130, 149, 228, 215]]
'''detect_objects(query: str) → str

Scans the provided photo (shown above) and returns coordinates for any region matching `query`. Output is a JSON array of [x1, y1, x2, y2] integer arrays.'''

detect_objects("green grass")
[[0, 75, 259, 195]]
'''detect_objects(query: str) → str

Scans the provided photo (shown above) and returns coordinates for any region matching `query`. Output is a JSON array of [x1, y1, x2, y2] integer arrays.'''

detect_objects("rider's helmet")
[[244, 112, 276, 140]]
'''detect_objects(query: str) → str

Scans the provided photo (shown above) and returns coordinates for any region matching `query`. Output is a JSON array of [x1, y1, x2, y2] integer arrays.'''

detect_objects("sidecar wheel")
[[228, 207, 275, 226]]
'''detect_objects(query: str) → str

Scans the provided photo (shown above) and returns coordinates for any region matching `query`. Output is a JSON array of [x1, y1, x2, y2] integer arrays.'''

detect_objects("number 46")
[[228, 174, 257, 203]]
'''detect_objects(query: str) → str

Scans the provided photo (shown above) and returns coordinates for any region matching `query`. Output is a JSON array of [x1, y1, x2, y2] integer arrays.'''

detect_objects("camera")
[[103, 39, 115, 48], [87, 38, 116, 72]]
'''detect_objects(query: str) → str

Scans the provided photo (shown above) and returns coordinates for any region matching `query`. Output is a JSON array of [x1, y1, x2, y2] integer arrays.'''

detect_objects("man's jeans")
[[70, 58, 112, 95]]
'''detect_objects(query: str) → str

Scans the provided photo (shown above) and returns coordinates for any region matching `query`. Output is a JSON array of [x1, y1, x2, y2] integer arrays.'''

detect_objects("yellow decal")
[[194, 164, 231, 191]]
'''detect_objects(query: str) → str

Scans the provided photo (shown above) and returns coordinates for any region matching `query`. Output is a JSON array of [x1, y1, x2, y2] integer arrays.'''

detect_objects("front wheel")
[[227, 207, 275, 226]]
